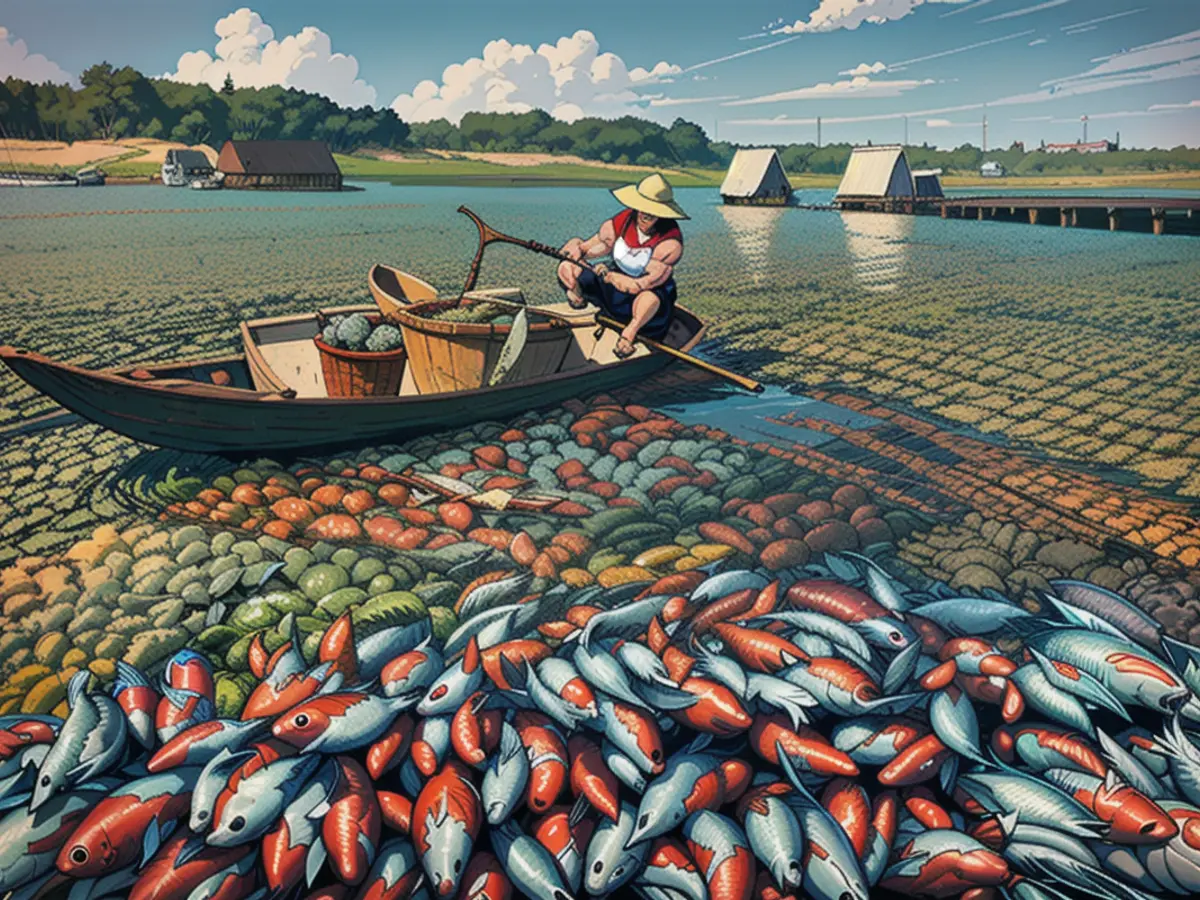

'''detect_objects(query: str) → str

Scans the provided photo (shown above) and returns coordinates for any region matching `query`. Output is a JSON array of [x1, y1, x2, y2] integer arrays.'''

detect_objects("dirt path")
[[1, 138, 217, 170]]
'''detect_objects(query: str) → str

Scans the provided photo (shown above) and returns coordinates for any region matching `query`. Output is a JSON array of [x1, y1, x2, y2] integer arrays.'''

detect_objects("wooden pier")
[[933, 195, 1200, 236]]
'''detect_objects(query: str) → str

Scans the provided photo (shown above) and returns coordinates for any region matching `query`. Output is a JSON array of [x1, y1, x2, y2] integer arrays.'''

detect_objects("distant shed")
[[912, 168, 944, 199], [834, 145, 915, 212], [720, 148, 793, 206], [217, 140, 342, 191]]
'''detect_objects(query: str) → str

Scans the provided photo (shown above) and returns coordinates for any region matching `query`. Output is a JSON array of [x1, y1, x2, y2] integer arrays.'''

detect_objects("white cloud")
[[840, 61, 888, 76], [165, 8, 376, 107], [725, 75, 934, 106], [725, 101, 983, 127], [979, 0, 1072, 24], [1029, 38, 1048, 46], [1060, 8, 1145, 31], [0, 26, 74, 85], [647, 94, 739, 107], [776, 0, 971, 35], [390, 30, 680, 124], [941, 0, 996, 16], [1148, 99, 1200, 111]]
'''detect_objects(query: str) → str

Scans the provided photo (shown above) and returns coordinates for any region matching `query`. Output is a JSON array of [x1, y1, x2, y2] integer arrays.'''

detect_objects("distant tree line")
[[3, 63, 1198, 174], [0, 63, 409, 152]]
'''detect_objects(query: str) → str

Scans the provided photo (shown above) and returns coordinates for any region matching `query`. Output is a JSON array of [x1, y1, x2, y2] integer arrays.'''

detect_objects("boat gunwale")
[[0, 305, 707, 409]]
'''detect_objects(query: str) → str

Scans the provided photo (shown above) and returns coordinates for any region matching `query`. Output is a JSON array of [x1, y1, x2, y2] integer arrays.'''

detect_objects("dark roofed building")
[[217, 140, 342, 191]]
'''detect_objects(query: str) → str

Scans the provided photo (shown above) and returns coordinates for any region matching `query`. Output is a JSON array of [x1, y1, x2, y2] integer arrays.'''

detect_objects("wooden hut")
[[217, 140, 342, 191], [720, 148, 793, 206], [912, 168, 944, 199], [833, 144, 915, 213]]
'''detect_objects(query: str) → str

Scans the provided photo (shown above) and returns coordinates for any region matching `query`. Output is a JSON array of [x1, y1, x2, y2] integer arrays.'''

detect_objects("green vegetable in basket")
[[336, 313, 372, 351], [366, 323, 403, 353]]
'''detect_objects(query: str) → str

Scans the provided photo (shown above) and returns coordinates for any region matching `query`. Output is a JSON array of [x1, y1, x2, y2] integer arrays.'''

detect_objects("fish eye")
[[196, 810, 208, 821], [651, 749, 662, 761], [889, 632, 904, 644], [455, 860, 462, 873], [789, 861, 801, 871], [40, 775, 50, 787], [613, 866, 624, 878], [70, 848, 88, 864], [639, 814, 649, 829], [294, 714, 309, 728], [229, 816, 246, 832], [431, 685, 447, 700], [674, 811, 683, 822], [1141, 822, 1156, 834], [593, 861, 603, 874]]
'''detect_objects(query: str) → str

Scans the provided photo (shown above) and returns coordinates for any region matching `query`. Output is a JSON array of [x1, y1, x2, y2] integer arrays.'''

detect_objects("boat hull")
[[0, 339, 693, 455]]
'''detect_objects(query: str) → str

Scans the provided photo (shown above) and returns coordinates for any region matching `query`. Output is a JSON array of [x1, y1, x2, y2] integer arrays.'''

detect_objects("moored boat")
[[0, 298, 706, 454]]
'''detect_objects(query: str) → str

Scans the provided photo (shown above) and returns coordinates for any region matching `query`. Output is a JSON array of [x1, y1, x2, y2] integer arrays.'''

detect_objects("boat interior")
[[240, 296, 696, 400]]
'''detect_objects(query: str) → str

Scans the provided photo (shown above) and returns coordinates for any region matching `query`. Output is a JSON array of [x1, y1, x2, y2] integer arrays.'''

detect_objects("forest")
[[3, 63, 1199, 174]]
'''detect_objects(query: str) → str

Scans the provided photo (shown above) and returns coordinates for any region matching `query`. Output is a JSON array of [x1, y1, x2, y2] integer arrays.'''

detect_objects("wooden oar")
[[456, 206, 763, 394]]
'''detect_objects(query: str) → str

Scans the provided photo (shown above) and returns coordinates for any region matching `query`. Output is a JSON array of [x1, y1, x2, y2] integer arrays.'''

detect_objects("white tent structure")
[[720, 148, 793, 206], [834, 145, 915, 211]]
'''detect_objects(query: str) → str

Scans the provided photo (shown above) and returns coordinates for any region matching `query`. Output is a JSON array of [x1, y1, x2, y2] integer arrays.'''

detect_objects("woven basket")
[[314, 314, 406, 397]]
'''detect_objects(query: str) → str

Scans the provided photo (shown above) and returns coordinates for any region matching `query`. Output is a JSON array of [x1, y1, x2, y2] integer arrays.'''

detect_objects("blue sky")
[[2, 0, 1198, 148]]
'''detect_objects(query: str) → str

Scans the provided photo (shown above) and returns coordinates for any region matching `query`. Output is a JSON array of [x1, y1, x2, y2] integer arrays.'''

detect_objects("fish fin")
[[0, 791, 31, 811], [113, 660, 151, 690], [66, 877, 97, 900], [306, 836, 328, 886], [141, 818, 162, 868], [939, 753, 960, 794], [498, 721, 522, 764], [568, 792, 590, 827], [685, 733, 713, 754], [174, 834, 207, 868], [498, 653, 527, 691], [67, 670, 90, 709], [882, 641, 922, 694], [824, 553, 861, 583], [316, 671, 345, 696], [1043, 594, 1128, 639]]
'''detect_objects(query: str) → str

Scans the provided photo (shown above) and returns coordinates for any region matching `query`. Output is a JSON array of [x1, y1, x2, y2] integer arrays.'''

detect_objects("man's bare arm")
[[561, 220, 616, 261]]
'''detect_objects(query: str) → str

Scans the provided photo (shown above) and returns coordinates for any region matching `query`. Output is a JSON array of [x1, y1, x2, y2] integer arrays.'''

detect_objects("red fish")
[[568, 736, 620, 822], [532, 804, 594, 889], [878, 734, 954, 787], [682, 810, 756, 900], [272, 691, 411, 754], [155, 650, 216, 744], [368, 715, 415, 780], [514, 711, 568, 812], [821, 778, 872, 859], [457, 851, 513, 900], [411, 760, 482, 898], [111, 661, 159, 750], [711, 622, 810, 673], [147, 719, 266, 773], [451, 692, 502, 768], [670, 678, 753, 736], [129, 832, 256, 900], [323, 757, 382, 885], [1043, 768, 1177, 845], [57, 770, 193, 877], [750, 714, 859, 776]]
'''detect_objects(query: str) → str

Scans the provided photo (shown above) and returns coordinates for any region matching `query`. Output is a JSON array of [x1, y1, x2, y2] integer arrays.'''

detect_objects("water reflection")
[[716, 205, 786, 286], [839, 211, 913, 293]]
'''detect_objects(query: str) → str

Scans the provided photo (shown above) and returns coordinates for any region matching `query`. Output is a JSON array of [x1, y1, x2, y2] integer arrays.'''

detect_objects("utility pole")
[[817, 116, 822, 148], [982, 112, 988, 153], [904, 115, 908, 146]]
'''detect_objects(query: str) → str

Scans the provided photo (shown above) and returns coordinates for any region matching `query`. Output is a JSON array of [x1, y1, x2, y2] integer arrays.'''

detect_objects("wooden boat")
[[0, 301, 706, 455], [368, 263, 591, 393]]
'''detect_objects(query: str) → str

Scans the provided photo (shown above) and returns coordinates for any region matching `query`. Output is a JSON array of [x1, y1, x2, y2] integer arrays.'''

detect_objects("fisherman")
[[557, 173, 687, 358]]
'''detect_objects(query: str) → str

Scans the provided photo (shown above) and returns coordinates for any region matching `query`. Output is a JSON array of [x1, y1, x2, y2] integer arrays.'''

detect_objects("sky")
[[2, 0, 1198, 149]]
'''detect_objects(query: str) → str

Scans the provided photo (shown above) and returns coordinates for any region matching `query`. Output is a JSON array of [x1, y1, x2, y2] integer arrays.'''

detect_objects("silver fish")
[[357, 619, 433, 682], [750, 611, 874, 665], [777, 745, 870, 900], [31, 672, 127, 811], [492, 820, 576, 900], [1050, 580, 1162, 651], [634, 837, 707, 900], [579, 595, 672, 650], [190, 746, 251, 832], [909, 598, 1033, 636], [1027, 646, 1132, 722], [929, 687, 988, 765], [601, 740, 647, 793], [482, 722, 528, 825], [689, 570, 768, 606], [358, 838, 422, 899], [524, 658, 598, 731], [585, 800, 651, 896], [458, 571, 534, 621], [1149, 716, 1200, 807], [572, 642, 654, 710], [613, 640, 676, 686], [627, 741, 719, 847], [956, 769, 1109, 839], [587, 697, 662, 775], [1010, 663, 1097, 737], [0, 744, 48, 811], [207, 754, 323, 847], [418, 644, 485, 717], [745, 672, 818, 730], [741, 789, 805, 889], [1097, 729, 1170, 801], [1029, 629, 1190, 715]]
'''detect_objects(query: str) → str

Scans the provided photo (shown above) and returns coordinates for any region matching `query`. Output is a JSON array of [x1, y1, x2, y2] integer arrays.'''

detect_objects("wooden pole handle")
[[595, 315, 763, 393]]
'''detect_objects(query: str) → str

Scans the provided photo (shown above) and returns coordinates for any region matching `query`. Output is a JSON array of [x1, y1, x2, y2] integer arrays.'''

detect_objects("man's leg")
[[615, 291, 661, 358], [557, 260, 587, 309]]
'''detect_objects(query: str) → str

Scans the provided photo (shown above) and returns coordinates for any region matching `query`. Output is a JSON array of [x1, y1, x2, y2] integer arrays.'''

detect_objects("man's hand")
[[608, 272, 638, 293], [560, 238, 584, 261], [592, 262, 610, 281]]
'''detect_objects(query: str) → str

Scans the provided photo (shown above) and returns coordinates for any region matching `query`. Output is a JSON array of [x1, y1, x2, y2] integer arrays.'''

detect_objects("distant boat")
[[0, 171, 79, 187], [162, 148, 216, 187], [74, 167, 106, 186], [190, 173, 224, 190]]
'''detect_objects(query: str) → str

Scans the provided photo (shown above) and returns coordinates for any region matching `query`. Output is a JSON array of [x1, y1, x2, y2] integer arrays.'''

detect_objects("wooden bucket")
[[387, 297, 574, 394], [314, 314, 407, 397]]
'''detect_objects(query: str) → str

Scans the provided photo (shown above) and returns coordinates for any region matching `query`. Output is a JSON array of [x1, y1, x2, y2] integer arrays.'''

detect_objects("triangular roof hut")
[[720, 148, 793, 205], [835, 145, 914, 202]]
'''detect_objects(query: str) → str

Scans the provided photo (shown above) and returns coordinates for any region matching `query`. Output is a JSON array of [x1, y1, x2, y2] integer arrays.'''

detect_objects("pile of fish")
[[3, 550, 1200, 900]]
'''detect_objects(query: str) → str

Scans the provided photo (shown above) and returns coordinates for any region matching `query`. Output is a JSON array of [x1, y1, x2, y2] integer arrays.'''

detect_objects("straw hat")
[[612, 173, 689, 220]]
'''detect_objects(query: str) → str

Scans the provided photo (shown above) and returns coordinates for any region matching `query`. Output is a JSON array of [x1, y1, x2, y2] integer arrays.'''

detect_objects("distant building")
[[161, 149, 215, 187], [217, 140, 342, 190], [911, 168, 944, 199], [1045, 140, 1117, 154], [719, 149, 793, 205], [980, 161, 1005, 178], [834, 144, 915, 212]]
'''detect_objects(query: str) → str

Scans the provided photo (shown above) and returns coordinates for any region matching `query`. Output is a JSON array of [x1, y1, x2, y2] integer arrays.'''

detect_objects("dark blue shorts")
[[573, 269, 677, 341]]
